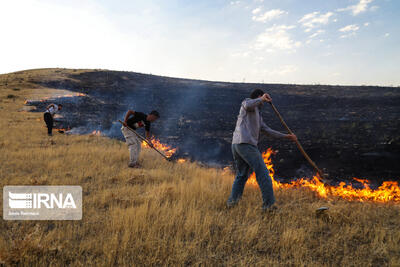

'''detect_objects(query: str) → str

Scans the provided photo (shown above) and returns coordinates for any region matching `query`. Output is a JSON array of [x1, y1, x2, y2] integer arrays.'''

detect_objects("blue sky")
[[1, 0, 399, 85]]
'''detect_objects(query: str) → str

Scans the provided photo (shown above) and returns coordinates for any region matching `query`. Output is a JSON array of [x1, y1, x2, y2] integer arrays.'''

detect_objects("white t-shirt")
[[46, 104, 59, 116]]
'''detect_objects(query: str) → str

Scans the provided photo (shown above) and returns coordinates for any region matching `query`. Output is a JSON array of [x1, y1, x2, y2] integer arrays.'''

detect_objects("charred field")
[[17, 68, 400, 183], [0, 68, 399, 266]]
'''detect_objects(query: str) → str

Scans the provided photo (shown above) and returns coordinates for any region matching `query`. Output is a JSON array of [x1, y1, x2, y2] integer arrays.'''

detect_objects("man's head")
[[250, 89, 264, 99], [147, 110, 160, 122], [58, 104, 63, 110]]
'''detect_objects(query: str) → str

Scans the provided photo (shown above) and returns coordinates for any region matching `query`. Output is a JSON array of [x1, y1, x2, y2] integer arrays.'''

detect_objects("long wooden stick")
[[118, 120, 169, 160], [268, 103, 327, 180]]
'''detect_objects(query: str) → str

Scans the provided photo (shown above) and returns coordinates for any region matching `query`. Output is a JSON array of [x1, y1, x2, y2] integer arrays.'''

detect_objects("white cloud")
[[309, 29, 325, 38], [384, 33, 390, 37], [298, 12, 334, 31], [364, 22, 370, 26], [253, 25, 301, 52], [252, 7, 261, 14], [339, 24, 359, 32], [252, 9, 287, 23], [339, 24, 359, 38], [337, 0, 374, 16]]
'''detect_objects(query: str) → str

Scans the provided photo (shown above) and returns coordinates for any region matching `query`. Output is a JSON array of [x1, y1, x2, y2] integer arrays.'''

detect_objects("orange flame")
[[58, 93, 86, 98], [54, 127, 70, 132], [247, 148, 400, 203], [142, 138, 177, 158], [222, 166, 232, 175], [91, 130, 102, 136], [24, 92, 86, 104]]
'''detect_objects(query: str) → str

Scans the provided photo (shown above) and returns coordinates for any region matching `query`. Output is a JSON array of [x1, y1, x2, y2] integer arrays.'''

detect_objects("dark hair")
[[250, 89, 264, 99], [58, 104, 63, 107], [150, 110, 160, 118]]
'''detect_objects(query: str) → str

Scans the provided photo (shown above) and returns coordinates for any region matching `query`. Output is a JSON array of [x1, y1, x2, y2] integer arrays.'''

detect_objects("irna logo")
[[3, 186, 82, 220], [8, 191, 77, 209]]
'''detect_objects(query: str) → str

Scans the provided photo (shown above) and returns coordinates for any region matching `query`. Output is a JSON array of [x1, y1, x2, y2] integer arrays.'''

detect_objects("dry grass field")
[[0, 70, 399, 266]]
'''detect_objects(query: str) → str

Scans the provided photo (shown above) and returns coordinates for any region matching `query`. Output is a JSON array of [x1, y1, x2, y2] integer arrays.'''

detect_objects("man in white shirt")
[[43, 103, 62, 136], [228, 89, 297, 211]]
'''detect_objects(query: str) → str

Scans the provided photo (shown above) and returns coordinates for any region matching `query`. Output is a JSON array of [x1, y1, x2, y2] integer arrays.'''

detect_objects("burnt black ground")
[[22, 69, 400, 183]]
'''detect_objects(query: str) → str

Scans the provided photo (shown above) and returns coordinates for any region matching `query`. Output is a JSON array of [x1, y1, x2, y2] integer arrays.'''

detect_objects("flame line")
[[247, 148, 400, 203], [140, 139, 399, 202]]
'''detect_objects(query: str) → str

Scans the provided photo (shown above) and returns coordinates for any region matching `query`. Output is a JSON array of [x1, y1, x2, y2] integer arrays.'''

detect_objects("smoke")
[[24, 70, 400, 181]]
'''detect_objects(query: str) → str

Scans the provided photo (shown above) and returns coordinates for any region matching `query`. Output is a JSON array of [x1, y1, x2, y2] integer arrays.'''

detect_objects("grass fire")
[[0, 69, 399, 266], [247, 148, 400, 203], [2, 0, 400, 263], [141, 138, 400, 203], [24, 92, 86, 105]]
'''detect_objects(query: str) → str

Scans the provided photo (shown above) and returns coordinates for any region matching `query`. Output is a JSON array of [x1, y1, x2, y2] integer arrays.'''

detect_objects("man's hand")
[[286, 134, 297, 142], [261, 93, 272, 103], [122, 121, 128, 127]]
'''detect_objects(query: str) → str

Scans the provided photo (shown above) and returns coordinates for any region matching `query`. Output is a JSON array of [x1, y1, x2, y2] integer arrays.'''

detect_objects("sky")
[[0, 0, 399, 86]]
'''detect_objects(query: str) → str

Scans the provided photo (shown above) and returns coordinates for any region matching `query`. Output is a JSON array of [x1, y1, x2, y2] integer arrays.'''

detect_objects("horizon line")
[[2, 67, 399, 88]]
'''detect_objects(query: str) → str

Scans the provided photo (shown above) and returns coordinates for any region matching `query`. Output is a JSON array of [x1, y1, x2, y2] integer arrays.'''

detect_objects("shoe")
[[48, 133, 53, 136], [226, 201, 238, 209], [128, 162, 141, 168], [262, 204, 278, 212]]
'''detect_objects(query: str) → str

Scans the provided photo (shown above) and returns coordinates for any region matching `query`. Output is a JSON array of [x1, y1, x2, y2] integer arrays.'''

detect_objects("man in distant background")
[[43, 103, 62, 136], [122, 110, 160, 168], [228, 89, 297, 211]]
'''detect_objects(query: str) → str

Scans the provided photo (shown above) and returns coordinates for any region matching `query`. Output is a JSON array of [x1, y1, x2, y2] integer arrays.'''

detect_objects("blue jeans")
[[227, 143, 275, 208]]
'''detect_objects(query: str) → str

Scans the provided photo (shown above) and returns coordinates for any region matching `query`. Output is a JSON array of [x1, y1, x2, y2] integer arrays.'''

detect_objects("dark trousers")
[[227, 143, 275, 208], [44, 112, 53, 134]]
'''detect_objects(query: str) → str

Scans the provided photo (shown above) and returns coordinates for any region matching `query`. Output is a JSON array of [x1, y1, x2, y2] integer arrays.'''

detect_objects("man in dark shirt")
[[43, 103, 62, 136], [121, 110, 160, 168]]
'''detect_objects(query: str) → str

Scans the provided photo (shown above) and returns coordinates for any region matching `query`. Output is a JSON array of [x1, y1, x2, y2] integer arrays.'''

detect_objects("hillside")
[[0, 69, 399, 265], [5, 68, 400, 182]]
